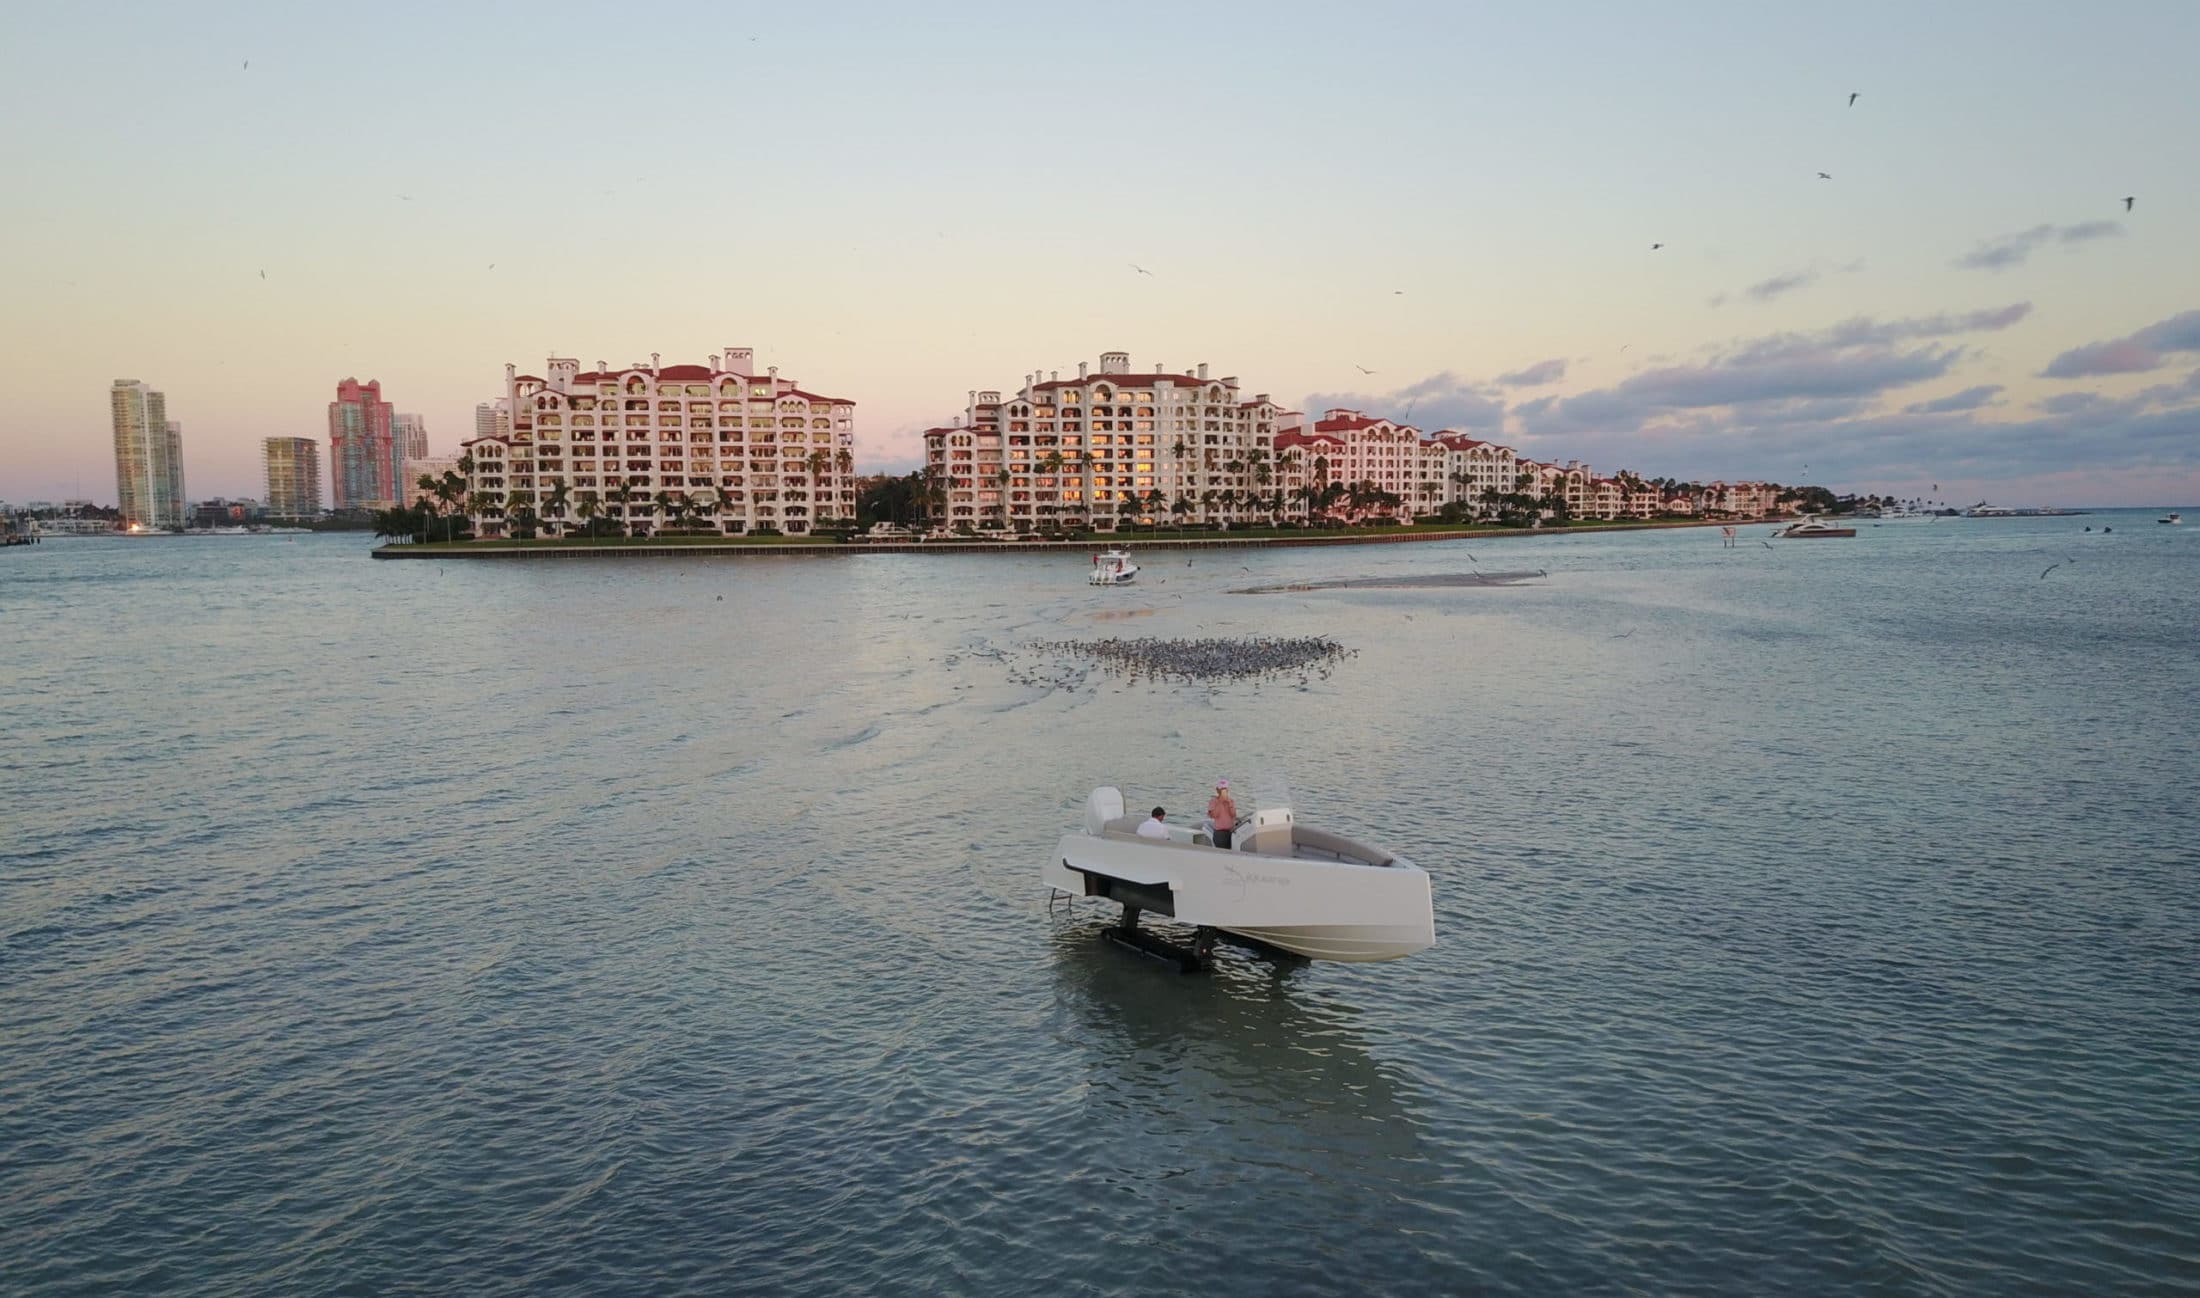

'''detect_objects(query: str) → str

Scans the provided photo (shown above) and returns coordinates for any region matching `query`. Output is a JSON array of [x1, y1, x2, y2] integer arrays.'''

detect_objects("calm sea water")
[[4, 514, 2197, 1297]]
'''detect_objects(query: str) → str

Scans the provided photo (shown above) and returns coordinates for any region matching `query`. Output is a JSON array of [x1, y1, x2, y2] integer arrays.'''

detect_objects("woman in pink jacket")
[[1206, 779, 1238, 850]]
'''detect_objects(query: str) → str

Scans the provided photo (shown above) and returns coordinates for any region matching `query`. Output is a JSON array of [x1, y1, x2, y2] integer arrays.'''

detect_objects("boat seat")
[[1099, 816, 1213, 847]]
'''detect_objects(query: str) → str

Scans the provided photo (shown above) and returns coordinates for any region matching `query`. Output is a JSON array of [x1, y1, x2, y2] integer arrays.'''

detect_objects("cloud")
[[2040, 309, 2200, 378], [1904, 384, 2003, 415], [1744, 270, 1817, 302], [1495, 358, 1567, 387], [1520, 305, 2030, 437], [1302, 370, 1506, 431], [1953, 221, 2124, 271]]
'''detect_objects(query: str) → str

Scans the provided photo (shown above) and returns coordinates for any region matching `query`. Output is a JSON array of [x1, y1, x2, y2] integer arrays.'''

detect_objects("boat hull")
[[1047, 831, 1435, 963]]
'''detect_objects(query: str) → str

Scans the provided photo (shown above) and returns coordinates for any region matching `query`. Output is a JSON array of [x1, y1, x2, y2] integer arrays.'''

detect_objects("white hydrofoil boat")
[[1088, 549, 1139, 585], [1045, 785, 1435, 969]]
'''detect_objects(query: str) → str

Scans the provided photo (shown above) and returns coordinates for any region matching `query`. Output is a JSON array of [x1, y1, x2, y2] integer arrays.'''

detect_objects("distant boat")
[[2162, 512, 2183, 525], [1776, 518, 1856, 539], [1089, 548, 1140, 585]]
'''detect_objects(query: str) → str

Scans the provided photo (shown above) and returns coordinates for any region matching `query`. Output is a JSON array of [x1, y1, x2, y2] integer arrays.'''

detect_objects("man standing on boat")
[[1207, 780, 1238, 850]]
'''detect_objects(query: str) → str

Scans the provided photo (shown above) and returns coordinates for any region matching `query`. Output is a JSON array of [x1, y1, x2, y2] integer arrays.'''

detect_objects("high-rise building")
[[920, 353, 1290, 533], [395, 413, 428, 462], [262, 437, 323, 518], [164, 422, 186, 520], [461, 347, 857, 537], [474, 402, 509, 441], [110, 379, 184, 530], [328, 378, 399, 511]]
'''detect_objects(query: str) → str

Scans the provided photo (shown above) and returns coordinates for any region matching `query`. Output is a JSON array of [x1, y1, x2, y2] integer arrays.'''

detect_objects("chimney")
[[709, 354, 720, 370], [1078, 361, 1088, 379], [1198, 362, 1208, 380], [597, 360, 607, 373], [1050, 370, 1058, 382], [650, 352, 661, 374], [768, 366, 779, 383], [1156, 362, 1165, 373]]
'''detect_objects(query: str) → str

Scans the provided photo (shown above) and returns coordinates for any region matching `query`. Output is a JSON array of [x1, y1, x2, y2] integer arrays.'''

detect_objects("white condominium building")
[[474, 402, 510, 441], [922, 352, 1294, 532], [462, 347, 856, 537], [261, 436, 323, 518]]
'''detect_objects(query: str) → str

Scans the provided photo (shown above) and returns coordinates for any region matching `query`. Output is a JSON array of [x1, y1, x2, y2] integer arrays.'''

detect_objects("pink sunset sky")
[[2, 1, 2194, 507]]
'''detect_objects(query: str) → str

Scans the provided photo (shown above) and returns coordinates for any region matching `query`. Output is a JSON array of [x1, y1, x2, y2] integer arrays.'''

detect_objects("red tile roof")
[[1031, 373, 1230, 391], [1312, 415, 1383, 433]]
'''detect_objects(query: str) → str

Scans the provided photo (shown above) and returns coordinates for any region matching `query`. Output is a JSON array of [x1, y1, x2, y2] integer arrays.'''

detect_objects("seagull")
[[1612, 630, 1633, 638], [1130, 264, 1152, 276], [1817, 171, 1833, 180], [2123, 196, 2135, 212], [258, 269, 265, 279], [1848, 92, 1859, 107], [242, 59, 249, 70], [1354, 365, 1376, 374], [1650, 243, 1664, 250], [2040, 563, 2060, 580], [1760, 540, 1774, 550], [487, 263, 495, 269], [398, 194, 413, 201]]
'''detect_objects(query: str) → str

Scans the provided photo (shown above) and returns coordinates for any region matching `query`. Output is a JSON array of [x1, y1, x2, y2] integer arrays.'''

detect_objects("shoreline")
[[370, 517, 1756, 560]]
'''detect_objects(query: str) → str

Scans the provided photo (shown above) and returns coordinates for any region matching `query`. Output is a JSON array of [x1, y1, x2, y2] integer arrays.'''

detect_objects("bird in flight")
[[242, 59, 250, 71], [1354, 365, 1376, 374], [397, 194, 413, 201], [2039, 563, 2061, 580], [1650, 243, 1664, 250], [2123, 196, 2135, 211], [1130, 264, 1152, 276], [1817, 171, 1833, 179], [487, 263, 495, 270], [1848, 92, 1859, 107], [1393, 290, 1404, 295], [258, 269, 265, 279]]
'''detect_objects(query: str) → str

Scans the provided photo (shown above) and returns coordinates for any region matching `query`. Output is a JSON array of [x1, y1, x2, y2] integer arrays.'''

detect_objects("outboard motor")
[[1084, 786, 1125, 836]]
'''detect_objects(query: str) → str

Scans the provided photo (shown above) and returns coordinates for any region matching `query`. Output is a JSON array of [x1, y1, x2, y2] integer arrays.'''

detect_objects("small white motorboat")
[[1045, 786, 1435, 968], [2161, 512, 2182, 525], [1088, 548, 1139, 585], [1776, 517, 1856, 538]]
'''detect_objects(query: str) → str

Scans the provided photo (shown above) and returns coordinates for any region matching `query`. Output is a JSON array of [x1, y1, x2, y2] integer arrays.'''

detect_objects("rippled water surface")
[[5, 517, 2197, 1296]]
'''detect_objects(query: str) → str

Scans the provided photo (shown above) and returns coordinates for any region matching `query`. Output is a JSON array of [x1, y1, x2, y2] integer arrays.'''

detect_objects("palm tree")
[[544, 480, 572, 535], [576, 492, 601, 536], [995, 466, 1014, 533], [608, 480, 635, 536]]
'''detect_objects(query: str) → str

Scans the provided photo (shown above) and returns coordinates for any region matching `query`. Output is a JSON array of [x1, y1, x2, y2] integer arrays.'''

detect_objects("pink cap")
[[1215, 778, 1229, 789]]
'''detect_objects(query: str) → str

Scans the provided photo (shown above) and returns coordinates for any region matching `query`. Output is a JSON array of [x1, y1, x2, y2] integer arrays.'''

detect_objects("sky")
[[2, 0, 2195, 507]]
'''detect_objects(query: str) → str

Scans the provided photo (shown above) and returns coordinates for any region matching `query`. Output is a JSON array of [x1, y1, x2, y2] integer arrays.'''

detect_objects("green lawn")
[[400, 533, 835, 551], [387, 516, 1723, 554]]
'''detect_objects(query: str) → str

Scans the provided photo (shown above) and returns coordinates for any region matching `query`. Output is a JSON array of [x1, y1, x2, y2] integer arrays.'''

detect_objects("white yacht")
[[1088, 548, 1139, 585], [1045, 786, 1435, 968], [2161, 512, 2182, 525], [1776, 517, 1856, 538]]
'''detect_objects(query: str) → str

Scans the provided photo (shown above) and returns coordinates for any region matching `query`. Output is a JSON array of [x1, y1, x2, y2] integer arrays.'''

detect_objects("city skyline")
[[3, 2, 2197, 506]]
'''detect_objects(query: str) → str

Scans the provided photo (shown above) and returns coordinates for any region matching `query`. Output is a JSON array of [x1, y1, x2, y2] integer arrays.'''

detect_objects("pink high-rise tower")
[[329, 378, 399, 511]]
